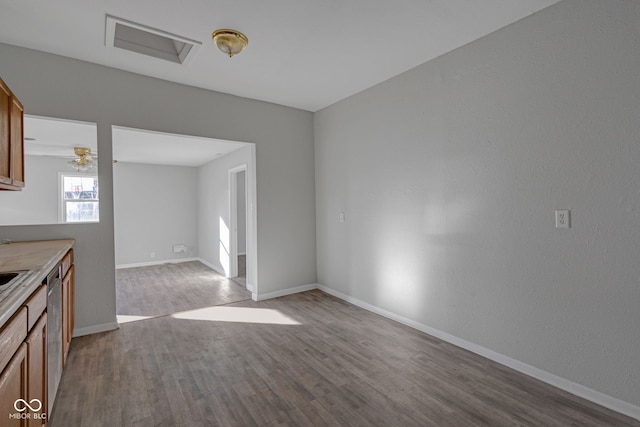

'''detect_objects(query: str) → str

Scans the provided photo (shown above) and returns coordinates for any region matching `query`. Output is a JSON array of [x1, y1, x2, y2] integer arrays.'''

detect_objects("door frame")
[[228, 162, 256, 294]]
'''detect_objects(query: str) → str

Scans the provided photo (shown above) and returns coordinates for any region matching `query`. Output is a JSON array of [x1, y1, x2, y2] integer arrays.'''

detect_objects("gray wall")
[[113, 162, 197, 266], [315, 0, 640, 408], [0, 156, 68, 225], [0, 42, 317, 334], [198, 146, 250, 275]]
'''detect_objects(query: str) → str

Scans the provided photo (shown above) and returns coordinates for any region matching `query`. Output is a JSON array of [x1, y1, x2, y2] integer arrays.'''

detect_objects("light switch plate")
[[555, 209, 570, 229]]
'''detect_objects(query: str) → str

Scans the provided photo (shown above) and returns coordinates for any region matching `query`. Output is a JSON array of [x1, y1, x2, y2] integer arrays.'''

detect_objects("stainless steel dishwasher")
[[47, 262, 63, 415]]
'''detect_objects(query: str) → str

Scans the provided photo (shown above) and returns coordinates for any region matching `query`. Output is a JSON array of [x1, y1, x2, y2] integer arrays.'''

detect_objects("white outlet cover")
[[555, 209, 570, 229]]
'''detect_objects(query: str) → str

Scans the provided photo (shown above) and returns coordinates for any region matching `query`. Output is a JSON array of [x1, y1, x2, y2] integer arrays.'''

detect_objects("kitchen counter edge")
[[0, 239, 75, 326]]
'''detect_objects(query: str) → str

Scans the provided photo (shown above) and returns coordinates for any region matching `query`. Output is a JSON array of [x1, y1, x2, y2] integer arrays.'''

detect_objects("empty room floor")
[[115, 261, 252, 320], [48, 264, 638, 426]]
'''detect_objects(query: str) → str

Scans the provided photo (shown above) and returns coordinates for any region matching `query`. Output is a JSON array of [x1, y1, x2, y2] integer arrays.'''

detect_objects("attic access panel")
[[105, 15, 201, 65]]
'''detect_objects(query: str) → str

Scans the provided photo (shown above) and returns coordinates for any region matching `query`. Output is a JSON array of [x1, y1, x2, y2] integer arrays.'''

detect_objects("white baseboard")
[[316, 284, 640, 421], [197, 257, 226, 276], [73, 321, 119, 337], [253, 283, 319, 302], [116, 257, 199, 269]]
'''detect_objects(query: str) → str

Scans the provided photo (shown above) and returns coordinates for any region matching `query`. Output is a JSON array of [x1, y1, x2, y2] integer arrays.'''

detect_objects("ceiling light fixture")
[[68, 147, 97, 172], [211, 29, 248, 58]]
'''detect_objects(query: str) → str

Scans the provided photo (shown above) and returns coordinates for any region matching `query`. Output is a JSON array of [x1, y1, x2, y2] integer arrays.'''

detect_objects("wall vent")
[[105, 15, 201, 65]]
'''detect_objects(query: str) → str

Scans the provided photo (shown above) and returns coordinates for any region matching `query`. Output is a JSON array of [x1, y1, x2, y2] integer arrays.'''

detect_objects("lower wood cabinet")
[[0, 241, 75, 425], [62, 264, 74, 366], [0, 343, 28, 427], [0, 289, 48, 425], [26, 313, 47, 427]]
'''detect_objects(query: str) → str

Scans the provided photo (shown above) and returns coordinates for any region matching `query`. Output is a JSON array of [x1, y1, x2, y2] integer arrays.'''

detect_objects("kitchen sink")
[[0, 271, 28, 289]]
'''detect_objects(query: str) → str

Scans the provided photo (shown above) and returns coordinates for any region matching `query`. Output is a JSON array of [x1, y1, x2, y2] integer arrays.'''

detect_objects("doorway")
[[229, 165, 250, 290], [111, 126, 259, 322]]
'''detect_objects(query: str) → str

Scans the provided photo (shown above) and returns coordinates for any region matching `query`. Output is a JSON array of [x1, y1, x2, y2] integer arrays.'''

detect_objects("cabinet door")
[[0, 76, 25, 190], [61, 249, 73, 279], [26, 314, 47, 427], [0, 78, 11, 186], [62, 265, 74, 366], [0, 343, 28, 427], [9, 95, 24, 188]]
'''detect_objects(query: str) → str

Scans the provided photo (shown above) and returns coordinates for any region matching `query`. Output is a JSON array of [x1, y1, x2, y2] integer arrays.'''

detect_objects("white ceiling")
[[24, 116, 244, 167], [0, 0, 561, 112], [24, 115, 98, 157], [112, 126, 245, 167]]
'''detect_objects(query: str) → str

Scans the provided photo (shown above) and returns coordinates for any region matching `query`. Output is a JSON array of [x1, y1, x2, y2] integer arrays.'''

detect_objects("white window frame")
[[59, 173, 99, 223]]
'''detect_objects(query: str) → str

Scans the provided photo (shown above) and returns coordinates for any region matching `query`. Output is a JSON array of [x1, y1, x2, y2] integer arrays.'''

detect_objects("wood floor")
[[49, 264, 639, 426], [116, 261, 251, 319], [232, 255, 247, 287]]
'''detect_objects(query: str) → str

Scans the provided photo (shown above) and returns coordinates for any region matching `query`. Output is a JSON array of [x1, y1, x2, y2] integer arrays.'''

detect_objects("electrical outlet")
[[555, 209, 570, 229], [339, 212, 345, 222], [173, 244, 187, 253], [150, 252, 156, 258]]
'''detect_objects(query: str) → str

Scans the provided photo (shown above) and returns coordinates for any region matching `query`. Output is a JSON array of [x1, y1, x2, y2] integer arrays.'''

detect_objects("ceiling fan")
[[68, 147, 97, 172]]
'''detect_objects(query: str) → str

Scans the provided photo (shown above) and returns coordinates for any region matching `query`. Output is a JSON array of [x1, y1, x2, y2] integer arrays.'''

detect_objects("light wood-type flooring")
[[232, 255, 247, 288], [49, 263, 639, 426], [116, 261, 251, 319]]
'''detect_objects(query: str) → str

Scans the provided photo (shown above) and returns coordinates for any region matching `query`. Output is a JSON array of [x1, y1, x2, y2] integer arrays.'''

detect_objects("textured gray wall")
[[197, 146, 251, 275], [0, 42, 317, 333], [113, 162, 198, 266], [0, 156, 70, 225], [315, 0, 640, 408]]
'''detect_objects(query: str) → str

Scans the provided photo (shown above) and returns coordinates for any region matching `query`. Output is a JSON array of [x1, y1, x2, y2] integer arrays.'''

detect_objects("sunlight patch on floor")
[[171, 306, 301, 325], [117, 314, 155, 324]]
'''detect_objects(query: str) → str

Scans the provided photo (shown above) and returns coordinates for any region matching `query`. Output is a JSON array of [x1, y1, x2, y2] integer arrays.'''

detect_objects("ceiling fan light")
[[69, 146, 97, 172], [73, 147, 92, 157], [68, 158, 96, 172], [212, 29, 248, 58]]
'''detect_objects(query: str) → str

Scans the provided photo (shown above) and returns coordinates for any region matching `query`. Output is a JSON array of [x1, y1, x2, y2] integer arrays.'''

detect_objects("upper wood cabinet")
[[0, 76, 25, 191]]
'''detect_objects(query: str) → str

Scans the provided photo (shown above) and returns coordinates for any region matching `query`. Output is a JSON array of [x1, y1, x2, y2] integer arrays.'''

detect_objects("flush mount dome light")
[[212, 29, 248, 58]]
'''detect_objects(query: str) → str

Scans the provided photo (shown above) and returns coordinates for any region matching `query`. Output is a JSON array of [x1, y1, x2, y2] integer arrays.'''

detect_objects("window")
[[61, 174, 99, 223]]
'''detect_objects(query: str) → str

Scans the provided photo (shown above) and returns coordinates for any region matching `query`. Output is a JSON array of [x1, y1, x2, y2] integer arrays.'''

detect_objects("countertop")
[[0, 239, 75, 326]]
